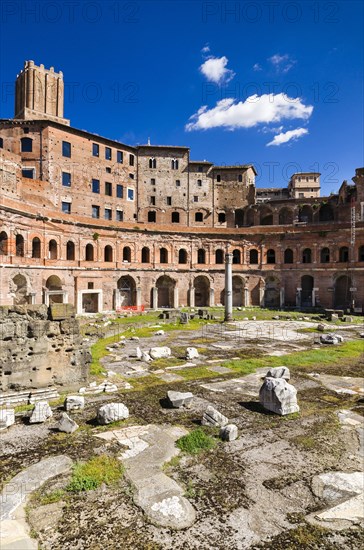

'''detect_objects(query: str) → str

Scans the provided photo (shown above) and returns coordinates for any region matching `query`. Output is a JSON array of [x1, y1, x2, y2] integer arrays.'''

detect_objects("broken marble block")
[[142, 351, 152, 362], [265, 366, 290, 380], [167, 390, 194, 408], [58, 412, 79, 433], [220, 424, 238, 441], [202, 405, 228, 427], [320, 333, 343, 345], [0, 409, 15, 430], [97, 402, 129, 425], [317, 323, 326, 332], [155, 330, 165, 336], [186, 347, 199, 360], [64, 395, 85, 411], [29, 401, 53, 423], [259, 378, 299, 416], [149, 346, 171, 359]]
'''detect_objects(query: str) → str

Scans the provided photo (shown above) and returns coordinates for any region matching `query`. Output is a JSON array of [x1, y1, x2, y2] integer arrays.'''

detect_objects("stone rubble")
[[259, 378, 299, 415], [185, 347, 199, 360], [201, 405, 229, 427], [97, 402, 129, 425], [220, 424, 238, 441], [167, 390, 194, 408], [29, 401, 53, 423], [64, 395, 85, 411], [0, 408, 15, 430], [320, 333, 344, 345], [57, 412, 79, 433], [265, 366, 290, 380], [149, 346, 171, 359]]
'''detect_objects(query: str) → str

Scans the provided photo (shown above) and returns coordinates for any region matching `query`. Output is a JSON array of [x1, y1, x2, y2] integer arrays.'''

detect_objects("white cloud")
[[268, 53, 296, 73], [253, 63, 262, 72], [199, 56, 235, 84], [266, 127, 308, 146], [185, 94, 313, 131], [201, 44, 210, 54]]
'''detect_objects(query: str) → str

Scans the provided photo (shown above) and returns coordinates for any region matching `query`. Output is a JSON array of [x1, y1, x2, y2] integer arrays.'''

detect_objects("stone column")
[[244, 286, 250, 307], [189, 285, 195, 307], [173, 287, 179, 309], [152, 286, 158, 310], [280, 287, 285, 308], [259, 285, 265, 307], [114, 289, 120, 310], [312, 287, 318, 307], [209, 287, 215, 307], [225, 253, 233, 321], [136, 286, 142, 308], [296, 288, 302, 308]]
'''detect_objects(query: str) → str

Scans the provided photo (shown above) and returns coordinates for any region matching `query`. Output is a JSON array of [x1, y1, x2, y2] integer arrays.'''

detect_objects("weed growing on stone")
[[176, 428, 217, 455], [66, 455, 124, 492]]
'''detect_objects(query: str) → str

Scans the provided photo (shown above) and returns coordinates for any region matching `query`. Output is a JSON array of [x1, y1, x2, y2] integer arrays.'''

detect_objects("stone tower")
[[14, 60, 70, 125]]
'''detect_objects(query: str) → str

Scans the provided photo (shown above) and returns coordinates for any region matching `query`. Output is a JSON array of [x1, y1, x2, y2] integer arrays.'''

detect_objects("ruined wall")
[[0, 304, 90, 392]]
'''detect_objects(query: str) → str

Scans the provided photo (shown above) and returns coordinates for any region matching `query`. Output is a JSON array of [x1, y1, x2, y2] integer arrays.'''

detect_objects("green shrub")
[[67, 455, 124, 492], [176, 428, 216, 455]]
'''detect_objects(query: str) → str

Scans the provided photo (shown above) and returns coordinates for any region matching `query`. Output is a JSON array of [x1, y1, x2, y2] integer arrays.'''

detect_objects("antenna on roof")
[[147, 137, 151, 146]]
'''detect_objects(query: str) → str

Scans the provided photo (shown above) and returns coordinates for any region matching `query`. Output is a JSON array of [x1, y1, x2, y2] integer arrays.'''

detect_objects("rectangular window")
[[62, 141, 71, 158], [166, 196, 172, 205], [176, 180, 180, 187], [197, 179, 202, 187], [105, 147, 112, 160], [129, 154, 134, 166], [104, 208, 112, 220], [92, 179, 100, 193], [150, 196, 156, 205], [127, 188, 134, 201], [88, 282, 94, 289], [116, 184, 123, 198], [22, 168, 34, 179], [105, 182, 112, 196], [194, 196, 198, 202], [106, 167, 111, 173], [117, 151, 123, 163], [92, 205, 100, 218], [116, 209, 123, 221], [62, 201, 71, 214], [129, 173, 135, 179], [151, 178, 156, 185], [92, 143, 99, 157], [62, 172, 71, 187], [216, 175, 221, 182]]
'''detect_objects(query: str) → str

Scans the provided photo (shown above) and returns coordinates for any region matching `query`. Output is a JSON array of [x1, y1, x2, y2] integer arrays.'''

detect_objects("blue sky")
[[0, 0, 363, 192]]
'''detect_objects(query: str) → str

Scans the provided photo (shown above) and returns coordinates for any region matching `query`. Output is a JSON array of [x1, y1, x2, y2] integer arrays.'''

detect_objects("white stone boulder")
[[312, 472, 364, 501], [64, 395, 85, 411], [320, 333, 343, 345], [202, 405, 228, 427], [360, 333, 364, 339], [136, 347, 143, 359], [155, 330, 165, 336], [220, 424, 238, 441], [142, 351, 153, 362], [149, 346, 171, 360], [259, 378, 299, 416], [0, 409, 15, 430], [29, 401, 53, 423], [58, 412, 79, 433], [317, 323, 326, 332], [167, 390, 194, 408], [265, 366, 290, 380], [186, 347, 199, 360], [97, 402, 129, 425]]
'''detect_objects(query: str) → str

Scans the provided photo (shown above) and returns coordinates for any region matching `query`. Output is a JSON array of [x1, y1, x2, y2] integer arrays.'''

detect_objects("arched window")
[[266, 249, 275, 264], [178, 249, 187, 264], [171, 212, 180, 223], [104, 245, 113, 262], [302, 248, 312, 263], [171, 159, 179, 170], [320, 247, 330, 263], [339, 246, 349, 262], [298, 205, 313, 223], [85, 243, 94, 261], [49, 239, 57, 260], [359, 245, 364, 262], [260, 207, 273, 225], [232, 249, 241, 264], [0, 231, 8, 255], [160, 247, 168, 263], [123, 246, 131, 262], [215, 249, 224, 264], [197, 248, 206, 264], [66, 241, 75, 261], [20, 137, 33, 152], [249, 249, 258, 264], [16, 234, 25, 257], [32, 237, 41, 258], [284, 248, 294, 264], [141, 247, 150, 263], [149, 158, 156, 169]]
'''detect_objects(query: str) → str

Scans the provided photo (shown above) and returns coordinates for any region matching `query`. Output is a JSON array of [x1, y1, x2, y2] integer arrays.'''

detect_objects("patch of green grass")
[[14, 403, 34, 413], [178, 366, 226, 381], [176, 428, 217, 455], [151, 357, 186, 369], [292, 435, 316, 449], [38, 489, 67, 505], [66, 455, 124, 492]]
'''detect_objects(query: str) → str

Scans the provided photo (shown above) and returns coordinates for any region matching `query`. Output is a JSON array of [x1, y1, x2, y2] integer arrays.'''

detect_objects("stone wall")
[[0, 304, 90, 392]]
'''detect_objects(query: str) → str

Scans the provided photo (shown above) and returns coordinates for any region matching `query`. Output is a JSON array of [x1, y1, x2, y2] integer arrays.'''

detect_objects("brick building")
[[0, 61, 363, 313]]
